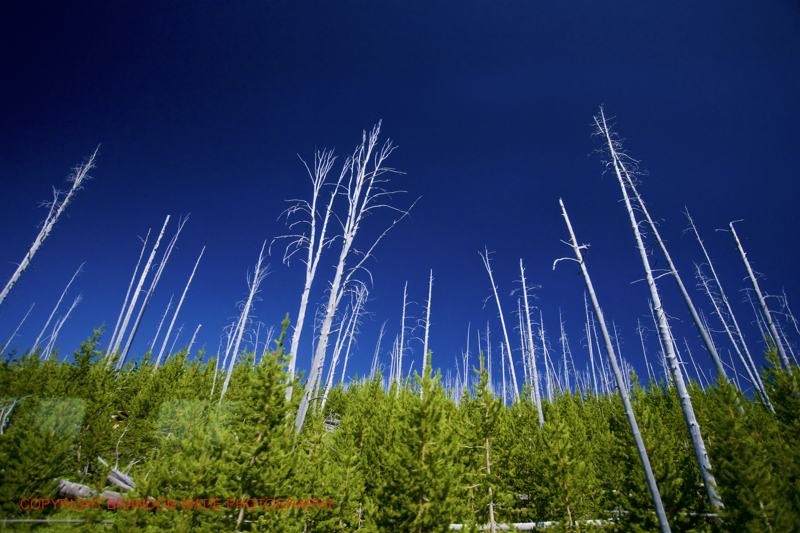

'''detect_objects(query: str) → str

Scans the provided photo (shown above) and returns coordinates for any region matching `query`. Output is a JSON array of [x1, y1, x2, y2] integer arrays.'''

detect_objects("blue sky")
[[1, 1, 799, 396]]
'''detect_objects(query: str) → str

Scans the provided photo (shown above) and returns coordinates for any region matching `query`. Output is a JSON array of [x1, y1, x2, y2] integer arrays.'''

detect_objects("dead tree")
[[594, 107, 723, 510], [555, 198, 671, 533], [0, 148, 97, 309], [294, 122, 415, 434]]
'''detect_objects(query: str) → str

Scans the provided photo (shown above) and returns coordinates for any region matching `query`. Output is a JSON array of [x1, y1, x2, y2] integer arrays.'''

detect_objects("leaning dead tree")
[[294, 121, 416, 434], [617, 163, 726, 380], [109, 217, 169, 363], [32, 263, 84, 354], [0, 148, 98, 309], [685, 209, 767, 396], [116, 216, 188, 370], [556, 198, 671, 533], [729, 221, 793, 372], [594, 107, 723, 510], [480, 249, 520, 402], [154, 246, 205, 367]]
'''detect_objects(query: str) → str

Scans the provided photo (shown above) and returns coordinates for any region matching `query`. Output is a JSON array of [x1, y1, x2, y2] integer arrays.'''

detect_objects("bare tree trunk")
[[729, 221, 792, 372], [559, 309, 571, 393], [556, 197, 671, 533], [520, 260, 543, 429], [422, 270, 433, 371], [594, 108, 723, 510], [517, 299, 530, 388], [370, 321, 386, 379], [397, 281, 408, 389], [110, 216, 170, 364], [43, 294, 82, 361], [337, 287, 366, 393], [155, 246, 205, 367], [118, 216, 187, 369], [695, 263, 769, 403], [501, 343, 507, 405], [150, 294, 173, 355], [481, 250, 520, 402], [619, 175, 726, 379], [187, 324, 201, 357], [107, 230, 150, 357], [2, 303, 35, 355], [539, 310, 555, 400], [322, 283, 367, 411], [32, 263, 84, 353], [220, 242, 269, 401], [585, 293, 599, 400], [637, 319, 653, 383], [0, 149, 97, 309], [295, 122, 414, 434], [276, 149, 344, 401]]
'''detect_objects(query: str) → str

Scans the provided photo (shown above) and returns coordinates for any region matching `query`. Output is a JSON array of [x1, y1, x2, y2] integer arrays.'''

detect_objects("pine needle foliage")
[[1, 327, 800, 531]]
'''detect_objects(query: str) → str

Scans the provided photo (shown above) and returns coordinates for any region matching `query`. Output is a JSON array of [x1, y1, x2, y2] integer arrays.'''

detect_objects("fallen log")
[[56, 479, 121, 501]]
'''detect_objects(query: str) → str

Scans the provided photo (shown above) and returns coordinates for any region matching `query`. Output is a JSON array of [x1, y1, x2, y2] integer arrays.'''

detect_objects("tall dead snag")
[[294, 121, 415, 434], [154, 246, 205, 367], [274, 148, 343, 402], [685, 209, 766, 393], [220, 242, 269, 401], [594, 107, 723, 510], [107, 230, 151, 357], [520, 260, 543, 429], [0, 148, 97, 309], [729, 221, 793, 372], [422, 270, 433, 371], [555, 198, 671, 533], [397, 281, 409, 389], [1, 303, 35, 355], [117, 216, 188, 369], [695, 262, 770, 405], [616, 164, 727, 380], [480, 249, 520, 402], [32, 263, 84, 353], [321, 282, 368, 412], [109, 217, 170, 363]]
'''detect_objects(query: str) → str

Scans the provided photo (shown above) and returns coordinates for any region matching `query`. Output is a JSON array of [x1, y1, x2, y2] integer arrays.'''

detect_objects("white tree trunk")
[[294, 122, 414, 433], [1, 303, 35, 355], [155, 246, 205, 367], [220, 242, 269, 401], [585, 293, 599, 399], [32, 263, 84, 353], [150, 294, 173, 355], [278, 149, 344, 401], [43, 294, 82, 361], [729, 222, 792, 372], [0, 148, 97, 309], [107, 230, 150, 357], [620, 176, 727, 379], [110, 216, 170, 363], [556, 197, 671, 533], [187, 324, 201, 357], [520, 260, 543, 429], [594, 108, 722, 509], [559, 309, 571, 392], [422, 270, 433, 370], [397, 281, 408, 388], [117, 216, 187, 369], [695, 263, 769, 403], [481, 250, 520, 402]]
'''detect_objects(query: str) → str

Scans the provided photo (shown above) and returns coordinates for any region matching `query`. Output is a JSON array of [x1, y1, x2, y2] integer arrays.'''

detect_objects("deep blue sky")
[[2, 1, 799, 396]]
